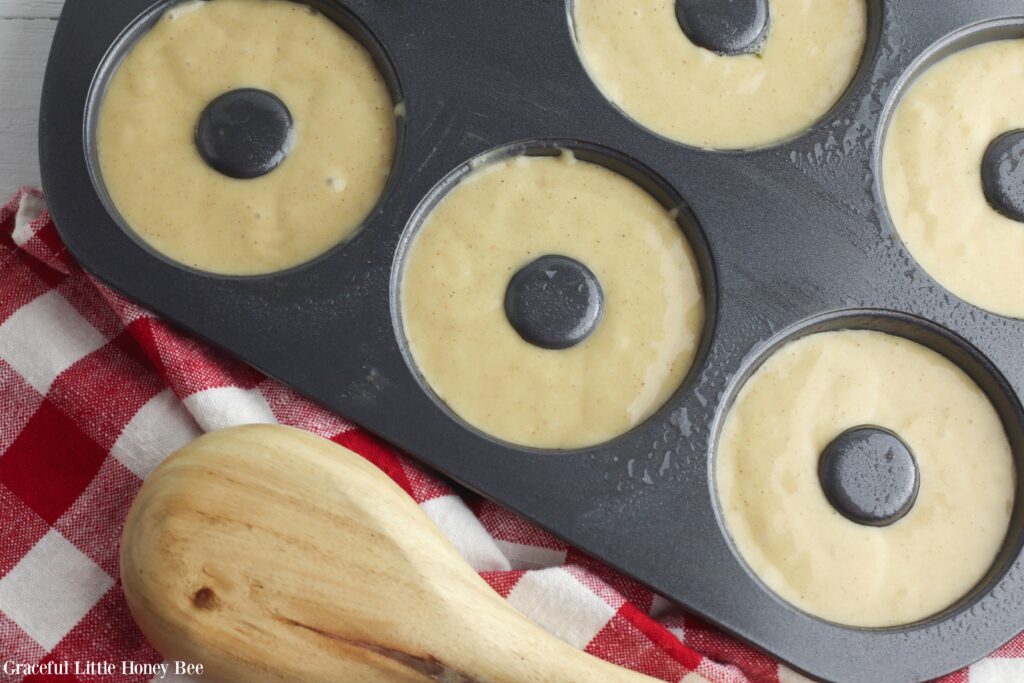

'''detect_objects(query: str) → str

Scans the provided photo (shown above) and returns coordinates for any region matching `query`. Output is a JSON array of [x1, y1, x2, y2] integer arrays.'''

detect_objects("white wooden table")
[[0, 0, 63, 199]]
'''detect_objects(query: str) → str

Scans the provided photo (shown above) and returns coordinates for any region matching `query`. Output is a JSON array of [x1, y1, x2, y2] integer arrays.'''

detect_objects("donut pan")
[[38, 1, 1024, 681]]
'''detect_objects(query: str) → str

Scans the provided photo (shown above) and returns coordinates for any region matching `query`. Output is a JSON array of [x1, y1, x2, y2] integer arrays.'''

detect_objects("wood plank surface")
[[0, 0, 63, 199]]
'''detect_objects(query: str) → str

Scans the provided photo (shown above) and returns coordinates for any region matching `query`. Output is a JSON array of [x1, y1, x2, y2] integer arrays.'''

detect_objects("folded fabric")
[[0, 189, 1020, 683]]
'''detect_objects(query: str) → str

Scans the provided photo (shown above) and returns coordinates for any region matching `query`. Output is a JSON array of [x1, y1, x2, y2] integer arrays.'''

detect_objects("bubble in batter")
[[96, 0, 395, 275], [717, 329, 1015, 627], [401, 152, 705, 450], [572, 0, 867, 149], [883, 39, 1024, 318]]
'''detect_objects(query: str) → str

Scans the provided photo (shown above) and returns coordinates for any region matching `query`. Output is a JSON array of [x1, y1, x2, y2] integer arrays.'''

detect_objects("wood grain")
[[121, 425, 671, 683], [0, 0, 63, 199]]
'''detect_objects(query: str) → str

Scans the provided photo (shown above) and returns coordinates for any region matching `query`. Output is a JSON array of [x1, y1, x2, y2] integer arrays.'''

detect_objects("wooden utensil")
[[121, 424, 676, 682]]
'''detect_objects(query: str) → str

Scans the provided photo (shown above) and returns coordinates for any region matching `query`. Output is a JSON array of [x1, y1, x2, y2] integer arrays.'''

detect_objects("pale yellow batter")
[[401, 153, 704, 450], [572, 0, 867, 149], [97, 0, 395, 275], [883, 40, 1024, 318], [717, 329, 1015, 627]]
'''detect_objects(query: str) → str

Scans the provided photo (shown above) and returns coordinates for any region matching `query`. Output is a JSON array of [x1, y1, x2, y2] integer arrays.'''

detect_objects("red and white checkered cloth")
[[0, 187, 1022, 683]]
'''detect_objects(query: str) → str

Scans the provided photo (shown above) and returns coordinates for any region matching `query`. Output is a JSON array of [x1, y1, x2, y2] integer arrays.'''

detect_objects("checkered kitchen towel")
[[0, 187, 1022, 683]]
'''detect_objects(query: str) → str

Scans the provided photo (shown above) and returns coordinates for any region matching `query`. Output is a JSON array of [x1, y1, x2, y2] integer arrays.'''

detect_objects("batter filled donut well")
[[572, 0, 867, 149], [401, 153, 705, 450], [883, 39, 1024, 318], [717, 329, 1015, 627], [96, 0, 395, 275]]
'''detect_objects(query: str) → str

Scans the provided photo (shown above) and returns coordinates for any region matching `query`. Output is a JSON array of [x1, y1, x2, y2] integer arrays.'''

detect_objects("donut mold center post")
[[504, 254, 604, 350], [195, 88, 294, 180], [675, 0, 770, 56], [818, 425, 920, 526], [981, 129, 1024, 223]]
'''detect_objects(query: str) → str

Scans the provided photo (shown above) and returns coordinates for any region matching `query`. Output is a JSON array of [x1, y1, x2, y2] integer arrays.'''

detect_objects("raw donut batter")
[[97, 0, 395, 275], [717, 329, 1015, 627], [572, 0, 867, 149], [883, 40, 1024, 318], [401, 153, 704, 450]]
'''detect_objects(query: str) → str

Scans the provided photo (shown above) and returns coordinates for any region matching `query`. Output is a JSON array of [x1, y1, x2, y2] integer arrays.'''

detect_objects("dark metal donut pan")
[[38, 1, 1024, 681]]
